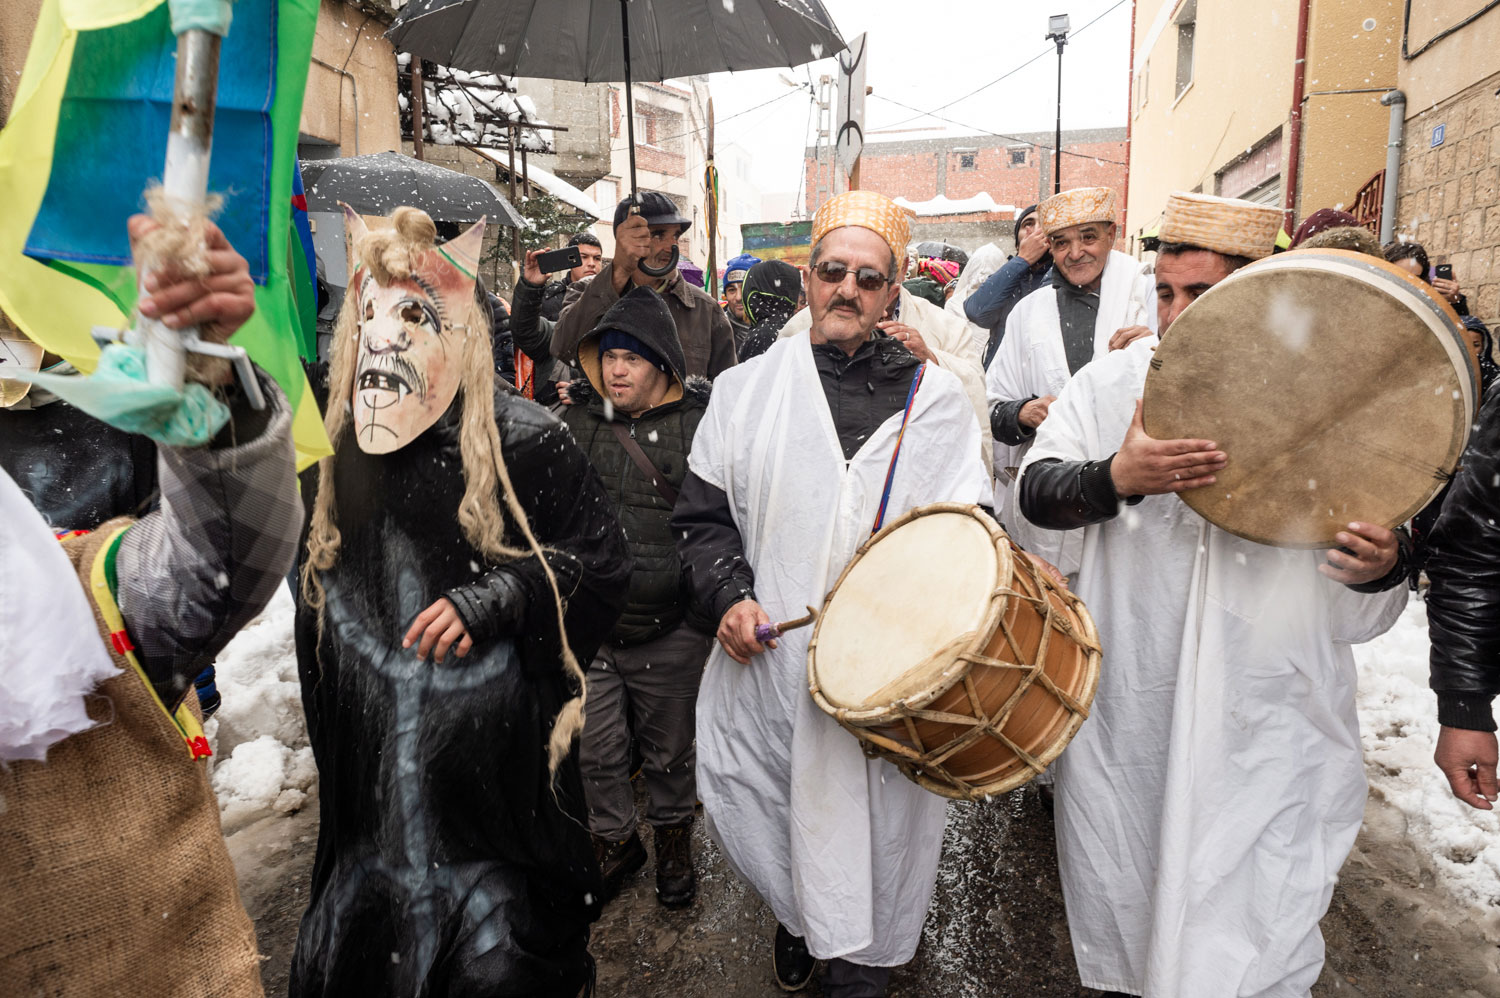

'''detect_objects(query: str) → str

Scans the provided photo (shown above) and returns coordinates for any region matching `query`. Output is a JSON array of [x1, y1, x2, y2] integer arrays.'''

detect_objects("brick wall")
[[1394, 69, 1500, 324], [803, 131, 1128, 217]]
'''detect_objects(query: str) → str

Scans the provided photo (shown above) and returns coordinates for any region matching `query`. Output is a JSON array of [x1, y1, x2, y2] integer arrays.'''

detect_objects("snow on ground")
[[1356, 597, 1500, 909], [207, 581, 1500, 915], [206, 583, 314, 833]]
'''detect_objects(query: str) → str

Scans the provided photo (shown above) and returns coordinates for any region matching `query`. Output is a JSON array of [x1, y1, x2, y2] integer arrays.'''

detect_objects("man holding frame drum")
[[1013, 192, 1412, 998]]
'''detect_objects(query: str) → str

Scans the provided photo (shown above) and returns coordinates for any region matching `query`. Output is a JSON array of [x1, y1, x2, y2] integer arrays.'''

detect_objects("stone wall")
[[1394, 68, 1500, 324]]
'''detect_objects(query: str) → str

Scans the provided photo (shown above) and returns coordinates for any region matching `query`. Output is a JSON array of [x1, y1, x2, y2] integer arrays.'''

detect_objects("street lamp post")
[[1047, 13, 1070, 195]]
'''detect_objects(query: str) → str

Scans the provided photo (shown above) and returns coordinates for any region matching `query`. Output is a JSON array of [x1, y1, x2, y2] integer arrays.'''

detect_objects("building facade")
[[803, 127, 1129, 223], [1126, 0, 1402, 252], [1390, 2, 1500, 323]]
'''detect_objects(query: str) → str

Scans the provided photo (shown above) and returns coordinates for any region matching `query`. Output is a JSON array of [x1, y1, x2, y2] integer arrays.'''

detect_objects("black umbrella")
[[389, 0, 845, 275], [301, 150, 527, 227]]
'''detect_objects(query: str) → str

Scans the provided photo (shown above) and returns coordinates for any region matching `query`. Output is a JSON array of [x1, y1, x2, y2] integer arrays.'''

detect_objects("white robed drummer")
[[671, 190, 990, 998], [985, 186, 1155, 546], [1012, 192, 1410, 997]]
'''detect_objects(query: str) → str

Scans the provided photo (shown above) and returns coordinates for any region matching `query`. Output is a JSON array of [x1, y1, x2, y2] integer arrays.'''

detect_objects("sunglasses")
[[812, 260, 892, 292]]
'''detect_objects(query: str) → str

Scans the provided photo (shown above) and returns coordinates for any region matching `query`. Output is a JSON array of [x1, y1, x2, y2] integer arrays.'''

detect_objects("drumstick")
[[755, 606, 818, 643]]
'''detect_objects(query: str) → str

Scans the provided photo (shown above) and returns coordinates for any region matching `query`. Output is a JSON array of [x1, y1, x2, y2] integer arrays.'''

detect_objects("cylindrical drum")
[[807, 503, 1102, 801], [1143, 247, 1477, 548]]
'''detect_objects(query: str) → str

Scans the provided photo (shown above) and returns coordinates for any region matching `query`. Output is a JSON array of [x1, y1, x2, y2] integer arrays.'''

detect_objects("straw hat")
[[1159, 192, 1283, 260], [1038, 187, 1118, 236]]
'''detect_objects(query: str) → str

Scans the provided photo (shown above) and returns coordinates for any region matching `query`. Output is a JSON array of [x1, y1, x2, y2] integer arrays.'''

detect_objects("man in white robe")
[[985, 187, 1156, 553], [1013, 192, 1410, 998], [779, 259, 994, 476], [673, 190, 990, 997]]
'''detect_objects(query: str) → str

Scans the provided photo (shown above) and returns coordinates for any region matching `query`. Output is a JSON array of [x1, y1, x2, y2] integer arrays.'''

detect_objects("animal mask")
[[342, 205, 485, 454]]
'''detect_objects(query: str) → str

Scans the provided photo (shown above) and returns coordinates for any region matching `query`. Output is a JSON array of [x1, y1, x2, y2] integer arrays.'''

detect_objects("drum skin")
[[807, 504, 1102, 800], [1142, 248, 1475, 548]]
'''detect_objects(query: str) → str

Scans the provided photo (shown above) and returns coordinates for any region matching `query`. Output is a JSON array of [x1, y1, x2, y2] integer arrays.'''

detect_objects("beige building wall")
[[1128, 0, 1399, 245], [1126, 0, 1298, 243], [301, 0, 400, 157], [1298, 0, 1400, 214]]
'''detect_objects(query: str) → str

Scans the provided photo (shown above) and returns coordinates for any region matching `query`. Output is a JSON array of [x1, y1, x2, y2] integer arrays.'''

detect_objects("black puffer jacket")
[[562, 286, 709, 646], [1427, 386, 1500, 731]]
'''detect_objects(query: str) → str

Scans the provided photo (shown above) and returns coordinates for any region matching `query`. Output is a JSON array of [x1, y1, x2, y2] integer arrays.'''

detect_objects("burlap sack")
[[0, 520, 263, 997]]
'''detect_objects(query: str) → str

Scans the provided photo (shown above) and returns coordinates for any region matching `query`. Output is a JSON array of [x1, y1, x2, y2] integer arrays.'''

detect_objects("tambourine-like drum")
[[807, 503, 1102, 801], [1143, 248, 1477, 548]]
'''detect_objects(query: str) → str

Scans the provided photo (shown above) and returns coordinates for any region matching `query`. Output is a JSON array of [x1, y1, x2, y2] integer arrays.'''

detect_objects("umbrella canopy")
[[301, 151, 527, 227], [387, 0, 845, 82]]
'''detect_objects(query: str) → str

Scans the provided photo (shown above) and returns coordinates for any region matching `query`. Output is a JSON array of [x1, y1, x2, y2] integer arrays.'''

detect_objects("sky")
[[701, 0, 1135, 209]]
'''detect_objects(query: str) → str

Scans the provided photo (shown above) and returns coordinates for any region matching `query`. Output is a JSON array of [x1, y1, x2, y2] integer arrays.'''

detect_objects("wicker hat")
[[1038, 187, 1118, 235], [812, 190, 916, 262], [1159, 192, 1282, 260]]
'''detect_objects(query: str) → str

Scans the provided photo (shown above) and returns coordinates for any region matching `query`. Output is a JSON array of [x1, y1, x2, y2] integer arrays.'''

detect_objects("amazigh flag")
[[0, 0, 330, 467]]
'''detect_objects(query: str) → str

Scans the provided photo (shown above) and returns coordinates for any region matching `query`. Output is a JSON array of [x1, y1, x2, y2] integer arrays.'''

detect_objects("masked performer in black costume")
[[291, 206, 631, 998]]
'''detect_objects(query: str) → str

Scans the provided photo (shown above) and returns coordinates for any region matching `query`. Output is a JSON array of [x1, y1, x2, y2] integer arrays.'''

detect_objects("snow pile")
[[396, 53, 553, 152], [1356, 599, 1500, 907], [894, 193, 1013, 217], [206, 584, 315, 832]]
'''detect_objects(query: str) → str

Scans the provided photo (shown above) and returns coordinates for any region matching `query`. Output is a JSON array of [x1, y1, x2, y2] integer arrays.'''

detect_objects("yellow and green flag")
[[0, 0, 330, 467]]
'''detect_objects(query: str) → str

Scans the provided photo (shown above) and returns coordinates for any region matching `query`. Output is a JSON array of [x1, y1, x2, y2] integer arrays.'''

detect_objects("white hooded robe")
[[1014, 341, 1407, 998], [985, 248, 1156, 562], [689, 332, 991, 965]]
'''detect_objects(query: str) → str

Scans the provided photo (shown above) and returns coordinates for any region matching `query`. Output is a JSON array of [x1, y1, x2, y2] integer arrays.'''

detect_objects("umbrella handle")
[[617, 0, 677, 280]]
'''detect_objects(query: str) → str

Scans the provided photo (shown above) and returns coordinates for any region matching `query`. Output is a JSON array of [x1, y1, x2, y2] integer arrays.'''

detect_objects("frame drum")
[[1143, 248, 1476, 548]]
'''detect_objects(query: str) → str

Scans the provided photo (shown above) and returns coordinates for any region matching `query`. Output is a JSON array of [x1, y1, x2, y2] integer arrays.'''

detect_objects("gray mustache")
[[357, 348, 429, 400]]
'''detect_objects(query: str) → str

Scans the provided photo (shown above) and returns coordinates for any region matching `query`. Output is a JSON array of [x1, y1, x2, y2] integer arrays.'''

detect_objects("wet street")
[[232, 781, 1500, 997]]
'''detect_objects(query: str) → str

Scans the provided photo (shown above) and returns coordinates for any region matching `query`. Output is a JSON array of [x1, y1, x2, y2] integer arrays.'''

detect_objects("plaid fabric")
[[116, 371, 302, 709]]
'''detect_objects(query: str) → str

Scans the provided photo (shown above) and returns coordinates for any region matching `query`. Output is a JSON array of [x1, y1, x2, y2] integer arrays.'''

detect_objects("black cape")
[[291, 389, 630, 998]]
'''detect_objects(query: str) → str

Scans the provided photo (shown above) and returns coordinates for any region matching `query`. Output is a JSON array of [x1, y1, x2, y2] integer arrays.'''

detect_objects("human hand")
[[1108, 325, 1153, 352], [876, 320, 934, 362], [402, 597, 474, 663], [1317, 521, 1399, 585], [557, 380, 574, 405], [130, 214, 255, 344], [1432, 276, 1463, 306], [1435, 725, 1498, 810], [1019, 395, 1056, 429], [718, 598, 774, 665], [612, 213, 651, 292], [1109, 399, 1226, 496], [1017, 224, 1050, 265], [1023, 551, 1068, 589], [522, 249, 546, 287]]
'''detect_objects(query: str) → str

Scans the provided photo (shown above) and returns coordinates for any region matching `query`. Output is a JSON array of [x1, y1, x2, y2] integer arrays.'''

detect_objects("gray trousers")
[[578, 624, 711, 841], [824, 959, 893, 998]]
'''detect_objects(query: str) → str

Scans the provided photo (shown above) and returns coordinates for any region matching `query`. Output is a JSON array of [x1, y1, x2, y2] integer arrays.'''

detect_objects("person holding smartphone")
[[1384, 239, 1470, 315]]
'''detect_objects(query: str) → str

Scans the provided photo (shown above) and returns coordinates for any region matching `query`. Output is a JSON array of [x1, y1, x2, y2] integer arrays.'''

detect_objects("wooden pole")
[[411, 61, 426, 161], [508, 122, 521, 262]]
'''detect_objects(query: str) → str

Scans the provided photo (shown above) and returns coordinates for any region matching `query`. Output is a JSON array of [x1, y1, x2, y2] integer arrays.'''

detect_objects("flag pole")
[[139, 26, 220, 392]]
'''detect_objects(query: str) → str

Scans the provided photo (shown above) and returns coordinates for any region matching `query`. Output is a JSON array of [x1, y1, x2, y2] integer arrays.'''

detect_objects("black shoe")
[[653, 821, 696, 909], [592, 830, 647, 903], [773, 923, 816, 992]]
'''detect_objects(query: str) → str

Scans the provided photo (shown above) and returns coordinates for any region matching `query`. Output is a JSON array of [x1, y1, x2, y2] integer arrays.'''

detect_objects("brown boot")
[[652, 820, 695, 909], [592, 830, 647, 904]]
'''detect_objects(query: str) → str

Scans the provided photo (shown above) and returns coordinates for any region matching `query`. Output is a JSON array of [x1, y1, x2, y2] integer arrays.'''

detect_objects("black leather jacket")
[[1426, 388, 1500, 731]]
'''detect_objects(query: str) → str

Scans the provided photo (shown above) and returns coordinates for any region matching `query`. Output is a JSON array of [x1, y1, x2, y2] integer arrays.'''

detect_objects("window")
[[1008, 147, 1028, 167], [1133, 59, 1150, 116], [1175, 0, 1195, 100], [958, 152, 977, 171]]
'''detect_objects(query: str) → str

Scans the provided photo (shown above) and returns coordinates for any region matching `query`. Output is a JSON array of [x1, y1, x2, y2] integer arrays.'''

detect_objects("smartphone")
[[534, 245, 582, 274], [1435, 262, 1454, 281]]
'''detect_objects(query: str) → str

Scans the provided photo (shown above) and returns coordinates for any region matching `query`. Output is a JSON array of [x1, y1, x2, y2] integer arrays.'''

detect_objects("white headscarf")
[[0, 468, 119, 763], [945, 242, 1010, 357]]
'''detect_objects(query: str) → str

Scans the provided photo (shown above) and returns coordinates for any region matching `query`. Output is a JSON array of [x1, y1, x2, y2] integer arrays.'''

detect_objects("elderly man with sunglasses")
[[776, 210, 993, 476], [672, 191, 991, 998]]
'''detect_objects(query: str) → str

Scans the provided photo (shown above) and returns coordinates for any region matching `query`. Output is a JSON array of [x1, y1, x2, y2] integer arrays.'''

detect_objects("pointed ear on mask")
[[442, 217, 486, 279], [341, 202, 370, 281]]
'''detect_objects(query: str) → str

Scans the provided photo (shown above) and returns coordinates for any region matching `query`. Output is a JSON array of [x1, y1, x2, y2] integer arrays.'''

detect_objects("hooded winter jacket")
[[562, 287, 709, 646], [738, 260, 801, 362]]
